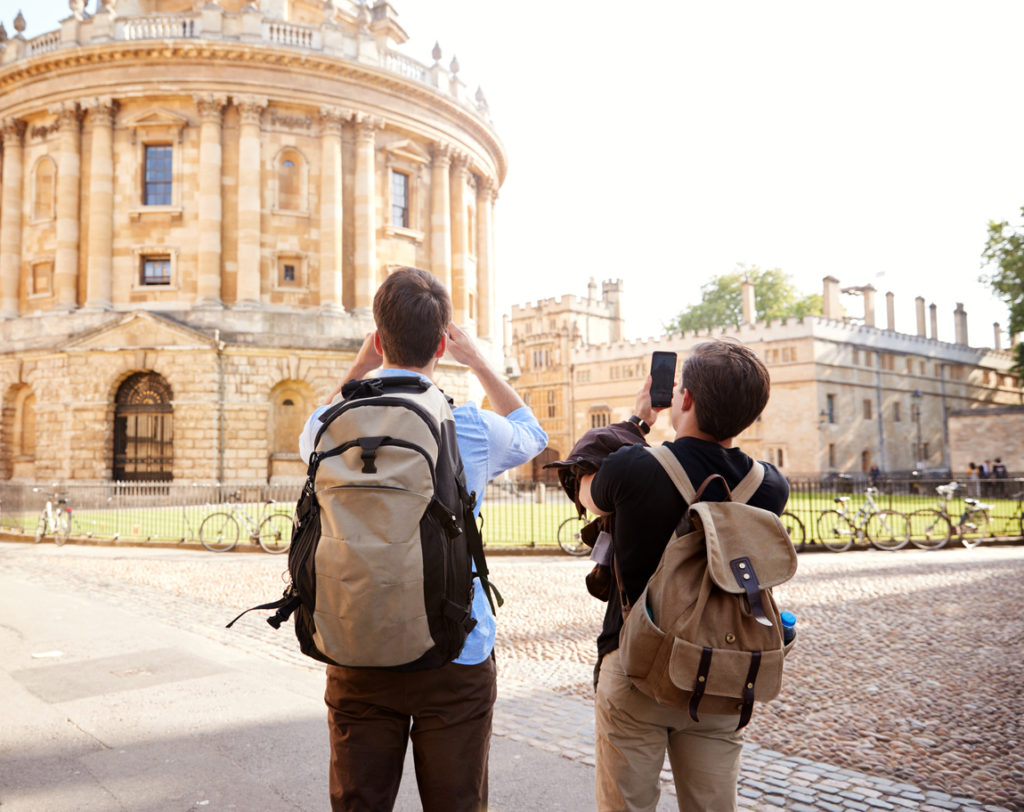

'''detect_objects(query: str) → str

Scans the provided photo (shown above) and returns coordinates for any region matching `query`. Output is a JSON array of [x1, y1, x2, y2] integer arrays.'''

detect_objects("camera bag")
[[616, 445, 797, 729]]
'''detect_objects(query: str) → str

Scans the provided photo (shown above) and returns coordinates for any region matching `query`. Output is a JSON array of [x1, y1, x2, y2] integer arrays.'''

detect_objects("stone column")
[[352, 117, 378, 311], [449, 153, 468, 323], [318, 106, 346, 312], [430, 142, 451, 290], [194, 95, 226, 308], [929, 303, 938, 340], [53, 103, 82, 310], [235, 96, 265, 308], [84, 98, 116, 311], [475, 176, 495, 339], [0, 118, 25, 318]]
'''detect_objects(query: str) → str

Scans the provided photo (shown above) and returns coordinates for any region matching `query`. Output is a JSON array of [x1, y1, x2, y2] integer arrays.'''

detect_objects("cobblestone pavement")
[[1, 539, 1020, 811]]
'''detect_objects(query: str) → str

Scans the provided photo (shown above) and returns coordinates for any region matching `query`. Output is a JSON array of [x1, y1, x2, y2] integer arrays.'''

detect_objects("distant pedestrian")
[[869, 464, 880, 487], [968, 462, 980, 497]]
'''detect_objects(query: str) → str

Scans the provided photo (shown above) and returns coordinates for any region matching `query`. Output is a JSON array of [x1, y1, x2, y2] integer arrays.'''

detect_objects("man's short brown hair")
[[372, 267, 452, 368], [682, 340, 770, 441]]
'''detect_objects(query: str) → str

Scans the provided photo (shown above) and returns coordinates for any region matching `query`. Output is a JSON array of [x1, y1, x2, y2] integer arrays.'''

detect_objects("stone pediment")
[[123, 107, 192, 132], [63, 311, 217, 352], [382, 139, 430, 164]]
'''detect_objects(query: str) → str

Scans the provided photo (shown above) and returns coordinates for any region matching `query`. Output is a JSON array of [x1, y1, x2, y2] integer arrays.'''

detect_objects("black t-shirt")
[[590, 436, 790, 662]]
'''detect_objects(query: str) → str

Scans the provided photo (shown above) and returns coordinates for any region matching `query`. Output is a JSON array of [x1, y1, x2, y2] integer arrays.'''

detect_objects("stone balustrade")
[[1, 9, 489, 122]]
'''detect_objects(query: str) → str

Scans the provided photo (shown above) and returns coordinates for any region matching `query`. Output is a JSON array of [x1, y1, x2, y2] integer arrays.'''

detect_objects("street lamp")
[[910, 389, 923, 466]]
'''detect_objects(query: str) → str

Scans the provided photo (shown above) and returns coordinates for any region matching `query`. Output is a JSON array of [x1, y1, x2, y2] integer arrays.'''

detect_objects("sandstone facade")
[[0, 0, 498, 484], [507, 279, 1022, 478]]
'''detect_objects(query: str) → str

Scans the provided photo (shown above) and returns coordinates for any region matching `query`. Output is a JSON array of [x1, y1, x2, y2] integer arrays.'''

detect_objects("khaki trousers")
[[595, 650, 744, 812], [325, 656, 496, 812]]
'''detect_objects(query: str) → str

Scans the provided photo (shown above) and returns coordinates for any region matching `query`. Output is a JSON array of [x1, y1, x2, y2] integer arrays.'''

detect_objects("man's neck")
[[381, 360, 435, 381]]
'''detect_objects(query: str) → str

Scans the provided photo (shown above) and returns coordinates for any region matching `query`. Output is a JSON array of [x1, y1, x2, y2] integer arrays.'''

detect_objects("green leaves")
[[980, 205, 1024, 374], [663, 265, 823, 334]]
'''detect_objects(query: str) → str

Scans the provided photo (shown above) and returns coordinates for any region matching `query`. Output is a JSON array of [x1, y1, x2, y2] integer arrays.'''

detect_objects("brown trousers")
[[324, 656, 496, 812]]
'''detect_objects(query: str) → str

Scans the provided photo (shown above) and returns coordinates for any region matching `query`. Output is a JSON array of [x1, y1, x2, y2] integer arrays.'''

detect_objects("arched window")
[[33, 158, 56, 221], [113, 372, 173, 481], [277, 150, 303, 211]]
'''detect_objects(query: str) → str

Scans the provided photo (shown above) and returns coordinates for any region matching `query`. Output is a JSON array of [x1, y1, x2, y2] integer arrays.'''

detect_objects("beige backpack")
[[616, 445, 797, 729]]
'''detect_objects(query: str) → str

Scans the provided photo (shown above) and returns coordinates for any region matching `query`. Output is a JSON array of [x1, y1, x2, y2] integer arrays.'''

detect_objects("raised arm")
[[445, 323, 525, 417]]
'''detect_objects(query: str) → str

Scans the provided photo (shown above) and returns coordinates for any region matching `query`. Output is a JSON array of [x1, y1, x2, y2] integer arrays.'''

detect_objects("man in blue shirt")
[[298, 267, 547, 811]]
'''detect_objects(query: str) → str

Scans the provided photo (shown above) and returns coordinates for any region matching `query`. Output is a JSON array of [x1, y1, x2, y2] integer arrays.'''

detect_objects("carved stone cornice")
[[235, 95, 267, 126], [0, 41, 507, 181], [85, 96, 117, 128], [318, 105, 350, 136], [193, 94, 227, 124], [1, 117, 25, 146]]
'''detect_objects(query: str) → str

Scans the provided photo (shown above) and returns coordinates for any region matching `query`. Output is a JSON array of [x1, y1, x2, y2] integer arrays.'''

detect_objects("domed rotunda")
[[0, 0, 504, 485]]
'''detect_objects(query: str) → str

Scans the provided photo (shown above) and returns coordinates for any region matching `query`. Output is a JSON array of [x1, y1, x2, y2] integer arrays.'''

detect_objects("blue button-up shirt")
[[298, 368, 547, 664]]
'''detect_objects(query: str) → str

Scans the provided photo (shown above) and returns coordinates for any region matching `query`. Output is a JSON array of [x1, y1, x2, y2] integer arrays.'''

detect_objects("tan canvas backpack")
[[616, 445, 797, 729]]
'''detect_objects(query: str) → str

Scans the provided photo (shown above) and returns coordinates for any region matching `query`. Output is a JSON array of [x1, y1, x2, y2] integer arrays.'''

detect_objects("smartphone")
[[649, 351, 677, 408]]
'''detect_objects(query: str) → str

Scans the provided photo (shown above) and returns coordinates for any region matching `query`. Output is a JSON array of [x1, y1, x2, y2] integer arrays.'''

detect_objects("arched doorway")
[[113, 372, 174, 481], [532, 447, 562, 484]]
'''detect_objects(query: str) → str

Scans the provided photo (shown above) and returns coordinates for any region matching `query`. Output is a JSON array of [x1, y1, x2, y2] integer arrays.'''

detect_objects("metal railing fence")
[[2, 476, 1021, 548]]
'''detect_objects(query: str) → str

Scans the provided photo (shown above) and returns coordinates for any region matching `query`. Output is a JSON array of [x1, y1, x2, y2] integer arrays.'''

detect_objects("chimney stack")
[[915, 296, 926, 337], [741, 277, 756, 324], [954, 303, 968, 346], [862, 285, 876, 327], [823, 276, 841, 320], [886, 292, 895, 331], [929, 303, 938, 340], [994, 323, 1002, 351]]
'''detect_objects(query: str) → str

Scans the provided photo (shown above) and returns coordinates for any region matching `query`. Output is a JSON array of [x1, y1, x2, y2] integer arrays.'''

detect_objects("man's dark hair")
[[681, 340, 770, 441], [372, 267, 452, 368]]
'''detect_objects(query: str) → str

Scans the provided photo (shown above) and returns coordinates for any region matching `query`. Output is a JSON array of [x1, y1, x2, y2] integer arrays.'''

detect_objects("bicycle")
[[907, 482, 993, 550], [557, 513, 591, 556], [781, 511, 807, 551], [33, 486, 72, 546], [815, 487, 910, 552], [200, 497, 294, 554]]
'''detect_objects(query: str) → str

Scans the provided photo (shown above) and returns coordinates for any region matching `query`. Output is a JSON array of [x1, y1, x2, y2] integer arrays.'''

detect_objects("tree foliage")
[[664, 266, 822, 334], [981, 206, 1024, 374]]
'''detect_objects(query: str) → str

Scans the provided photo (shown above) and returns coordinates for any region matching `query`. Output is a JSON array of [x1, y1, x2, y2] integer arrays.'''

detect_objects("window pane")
[[391, 170, 409, 227], [142, 257, 171, 285], [144, 145, 173, 205]]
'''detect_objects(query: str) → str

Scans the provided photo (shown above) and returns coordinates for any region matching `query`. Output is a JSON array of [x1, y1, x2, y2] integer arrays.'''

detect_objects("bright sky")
[[16, 0, 1024, 348]]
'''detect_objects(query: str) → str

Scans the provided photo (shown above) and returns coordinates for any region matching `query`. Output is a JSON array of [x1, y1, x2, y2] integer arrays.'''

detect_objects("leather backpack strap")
[[646, 445, 697, 504], [731, 461, 765, 504]]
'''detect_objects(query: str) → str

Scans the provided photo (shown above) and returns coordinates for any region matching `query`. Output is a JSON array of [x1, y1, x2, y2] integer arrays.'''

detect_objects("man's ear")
[[372, 331, 384, 356], [680, 388, 694, 411], [434, 332, 447, 359]]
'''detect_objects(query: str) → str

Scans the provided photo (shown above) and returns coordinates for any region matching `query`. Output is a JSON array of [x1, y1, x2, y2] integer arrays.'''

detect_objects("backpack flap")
[[690, 501, 797, 625]]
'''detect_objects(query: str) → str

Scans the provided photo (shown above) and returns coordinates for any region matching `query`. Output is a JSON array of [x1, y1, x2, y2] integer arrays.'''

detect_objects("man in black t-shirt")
[[580, 340, 789, 812]]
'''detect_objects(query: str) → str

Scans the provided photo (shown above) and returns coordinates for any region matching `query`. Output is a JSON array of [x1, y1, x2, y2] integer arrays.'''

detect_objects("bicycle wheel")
[[907, 509, 951, 550], [34, 510, 47, 544], [781, 512, 806, 551], [258, 513, 293, 554], [54, 510, 71, 546], [557, 515, 590, 556], [959, 509, 991, 549], [199, 513, 240, 552], [865, 510, 910, 551], [816, 510, 855, 552]]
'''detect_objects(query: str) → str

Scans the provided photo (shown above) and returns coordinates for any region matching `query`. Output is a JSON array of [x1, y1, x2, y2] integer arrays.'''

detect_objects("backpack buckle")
[[358, 436, 386, 474]]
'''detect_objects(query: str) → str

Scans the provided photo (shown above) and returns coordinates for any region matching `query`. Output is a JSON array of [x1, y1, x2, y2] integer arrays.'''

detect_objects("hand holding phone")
[[649, 351, 677, 409]]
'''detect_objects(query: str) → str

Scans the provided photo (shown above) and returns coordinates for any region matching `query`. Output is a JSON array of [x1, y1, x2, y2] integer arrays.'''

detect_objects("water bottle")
[[780, 610, 796, 645]]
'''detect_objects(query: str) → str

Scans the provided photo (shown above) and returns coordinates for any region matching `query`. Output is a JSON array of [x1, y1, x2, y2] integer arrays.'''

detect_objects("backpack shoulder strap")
[[645, 444, 697, 504], [731, 461, 765, 504]]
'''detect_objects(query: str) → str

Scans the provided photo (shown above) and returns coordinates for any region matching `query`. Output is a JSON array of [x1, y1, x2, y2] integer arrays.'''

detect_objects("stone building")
[[0, 0, 503, 484], [507, 277, 1022, 478]]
